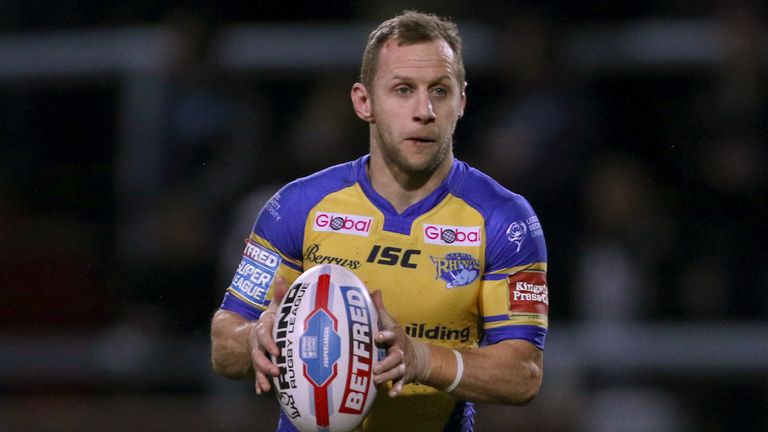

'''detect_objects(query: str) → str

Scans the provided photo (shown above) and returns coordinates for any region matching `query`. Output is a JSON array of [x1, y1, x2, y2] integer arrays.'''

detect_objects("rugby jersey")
[[220, 155, 548, 432]]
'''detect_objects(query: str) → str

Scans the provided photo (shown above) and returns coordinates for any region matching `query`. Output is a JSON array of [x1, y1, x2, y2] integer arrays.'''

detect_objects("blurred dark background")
[[1, 1, 767, 431]]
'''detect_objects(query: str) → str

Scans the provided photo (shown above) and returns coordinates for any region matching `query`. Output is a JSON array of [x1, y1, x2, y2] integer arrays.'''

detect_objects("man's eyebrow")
[[388, 74, 453, 84], [431, 75, 453, 84]]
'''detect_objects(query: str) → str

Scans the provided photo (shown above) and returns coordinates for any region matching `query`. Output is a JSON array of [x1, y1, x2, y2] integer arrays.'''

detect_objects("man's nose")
[[413, 92, 436, 124]]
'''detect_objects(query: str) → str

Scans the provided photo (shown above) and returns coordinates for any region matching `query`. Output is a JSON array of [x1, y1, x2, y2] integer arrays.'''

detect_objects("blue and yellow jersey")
[[220, 155, 548, 432]]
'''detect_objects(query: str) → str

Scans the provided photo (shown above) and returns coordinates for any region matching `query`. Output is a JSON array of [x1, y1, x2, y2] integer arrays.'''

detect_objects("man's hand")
[[371, 290, 431, 397], [250, 276, 288, 395]]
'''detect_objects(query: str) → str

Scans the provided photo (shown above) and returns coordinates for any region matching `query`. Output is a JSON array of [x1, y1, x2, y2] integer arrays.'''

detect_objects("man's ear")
[[458, 81, 467, 118], [351, 83, 374, 123]]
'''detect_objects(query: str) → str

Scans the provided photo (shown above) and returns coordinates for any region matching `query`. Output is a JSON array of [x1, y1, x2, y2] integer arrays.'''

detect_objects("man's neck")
[[367, 153, 454, 214]]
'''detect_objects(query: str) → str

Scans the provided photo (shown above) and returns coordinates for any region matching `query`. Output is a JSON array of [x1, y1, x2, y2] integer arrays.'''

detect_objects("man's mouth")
[[406, 137, 436, 144]]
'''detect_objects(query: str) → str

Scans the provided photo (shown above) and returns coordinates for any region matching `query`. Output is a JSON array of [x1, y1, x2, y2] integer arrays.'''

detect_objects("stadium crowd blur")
[[1, 1, 766, 431]]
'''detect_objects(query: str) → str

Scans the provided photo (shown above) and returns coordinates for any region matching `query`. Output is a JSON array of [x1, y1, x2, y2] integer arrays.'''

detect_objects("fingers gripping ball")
[[271, 264, 381, 432]]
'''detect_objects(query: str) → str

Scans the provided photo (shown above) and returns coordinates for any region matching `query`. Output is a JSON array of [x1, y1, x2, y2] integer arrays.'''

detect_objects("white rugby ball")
[[271, 264, 380, 432]]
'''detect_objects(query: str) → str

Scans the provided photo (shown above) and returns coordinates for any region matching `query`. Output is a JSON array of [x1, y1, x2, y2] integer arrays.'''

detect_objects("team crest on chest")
[[430, 253, 481, 288]]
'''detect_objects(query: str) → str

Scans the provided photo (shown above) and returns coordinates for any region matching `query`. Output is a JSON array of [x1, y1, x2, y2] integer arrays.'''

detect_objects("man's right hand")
[[249, 276, 288, 395]]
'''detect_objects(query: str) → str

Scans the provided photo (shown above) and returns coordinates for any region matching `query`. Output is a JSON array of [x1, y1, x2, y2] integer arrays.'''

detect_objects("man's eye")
[[433, 87, 447, 96], [396, 87, 411, 95]]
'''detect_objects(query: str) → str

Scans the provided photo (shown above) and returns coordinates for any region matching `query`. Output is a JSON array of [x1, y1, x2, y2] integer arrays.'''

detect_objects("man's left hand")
[[371, 290, 432, 397]]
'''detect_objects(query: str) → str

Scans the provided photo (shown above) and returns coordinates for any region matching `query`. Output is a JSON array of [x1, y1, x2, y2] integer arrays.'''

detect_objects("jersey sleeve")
[[218, 160, 359, 320], [479, 195, 549, 350], [219, 181, 307, 320]]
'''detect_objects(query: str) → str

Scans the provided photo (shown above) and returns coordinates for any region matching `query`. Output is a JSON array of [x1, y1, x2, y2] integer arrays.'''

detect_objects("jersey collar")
[[354, 154, 461, 235]]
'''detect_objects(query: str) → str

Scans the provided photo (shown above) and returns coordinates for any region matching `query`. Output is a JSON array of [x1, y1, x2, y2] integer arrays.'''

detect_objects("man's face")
[[367, 39, 466, 177]]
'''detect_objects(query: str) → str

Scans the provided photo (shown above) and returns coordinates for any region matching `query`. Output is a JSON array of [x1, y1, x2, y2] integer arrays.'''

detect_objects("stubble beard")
[[374, 125, 453, 181]]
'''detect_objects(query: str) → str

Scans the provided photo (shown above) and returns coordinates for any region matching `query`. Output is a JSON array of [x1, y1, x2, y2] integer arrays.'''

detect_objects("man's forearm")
[[210, 309, 257, 379], [421, 339, 543, 405]]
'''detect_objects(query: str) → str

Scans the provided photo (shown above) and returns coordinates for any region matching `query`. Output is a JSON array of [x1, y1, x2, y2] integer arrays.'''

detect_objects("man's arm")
[[372, 290, 542, 405], [210, 278, 286, 394], [422, 339, 542, 405], [210, 309, 257, 379]]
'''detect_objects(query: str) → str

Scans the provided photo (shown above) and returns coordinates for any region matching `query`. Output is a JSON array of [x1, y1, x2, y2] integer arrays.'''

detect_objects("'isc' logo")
[[423, 224, 482, 246], [366, 245, 420, 268]]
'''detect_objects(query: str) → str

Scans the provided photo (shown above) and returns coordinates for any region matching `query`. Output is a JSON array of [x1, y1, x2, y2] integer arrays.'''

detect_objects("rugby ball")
[[271, 264, 380, 432]]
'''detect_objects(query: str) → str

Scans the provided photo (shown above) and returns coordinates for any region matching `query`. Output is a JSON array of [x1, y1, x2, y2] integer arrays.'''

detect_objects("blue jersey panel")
[[448, 162, 547, 272], [252, 160, 360, 262]]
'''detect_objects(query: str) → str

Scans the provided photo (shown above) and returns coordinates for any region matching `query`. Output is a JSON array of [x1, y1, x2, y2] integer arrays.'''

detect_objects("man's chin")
[[398, 153, 448, 177]]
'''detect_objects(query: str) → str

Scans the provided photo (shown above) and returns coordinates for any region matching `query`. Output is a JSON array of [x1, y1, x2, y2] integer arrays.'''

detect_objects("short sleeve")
[[479, 196, 549, 349], [219, 182, 308, 319]]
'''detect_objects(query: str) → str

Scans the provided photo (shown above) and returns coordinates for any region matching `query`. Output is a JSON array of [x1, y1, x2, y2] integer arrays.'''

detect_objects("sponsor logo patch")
[[230, 240, 281, 307], [313, 212, 373, 237], [405, 323, 471, 343], [366, 245, 420, 268], [430, 253, 481, 288], [423, 224, 482, 247], [304, 243, 362, 269], [507, 271, 549, 315]]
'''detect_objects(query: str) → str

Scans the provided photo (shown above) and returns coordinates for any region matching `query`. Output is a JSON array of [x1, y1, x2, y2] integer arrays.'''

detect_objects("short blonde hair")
[[359, 10, 465, 90]]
